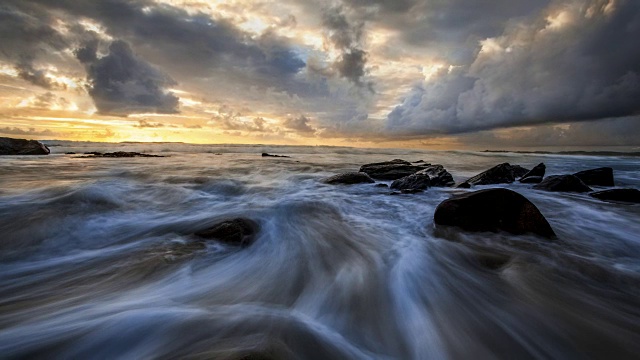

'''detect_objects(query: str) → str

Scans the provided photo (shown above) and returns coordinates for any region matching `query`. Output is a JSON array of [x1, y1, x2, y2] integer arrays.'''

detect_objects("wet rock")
[[434, 188, 556, 238], [390, 189, 424, 195], [359, 159, 426, 180], [464, 163, 530, 186], [65, 152, 76, 155], [262, 153, 290, 158], [390, 172, 430, 191], [519, 163, 545, 183], [413, 160, 427, 163], [533, 175, 592, 193], [194, 218, 259, 247], [323, 172, 375, 185], [519, 176, 543, 184], [590, 189, 640, 203], [0, 137, 50, 155], [573, 167, 614, 186], [374, 183, 389, 188], [456, 182, 471, 189], [80, 151, 164, 158], [415, 164, 455, 187]]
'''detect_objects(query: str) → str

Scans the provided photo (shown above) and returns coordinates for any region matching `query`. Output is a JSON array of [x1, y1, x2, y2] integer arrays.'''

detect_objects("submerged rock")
[[590, 189, 640, 203], [0, 137, 50, 155], [374, 183, 389, 188], [262, 153, 290, 158], [80, 151, 164, 158], [390, 172, 430, 191], [533, 175, 592, 193], [456, 182, 471, 189], [415, 164, 455, 187], [324, 172, 375, 185], [519, 163, 545, 183], [465, 163, 530, 186], [194, 218, 259, 247], [359, 159, 426, 180], [573, 167, 614, 186], [434, 188, 556, 238]]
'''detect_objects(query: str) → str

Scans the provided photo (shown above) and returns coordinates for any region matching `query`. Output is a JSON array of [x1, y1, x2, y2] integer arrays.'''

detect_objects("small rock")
[[194, 218, 259, 247], [465, 163, 530, 186], [359, 159, 426, 180], [573, 167, 614, 186], [65, 152, 76, 155], [590, 189, 640, 203], [374, 183, 389, 188], [389, 189, 423, 195], [413, 160, 427, 163], [519, 163, 545, 183], [533, 175, 592, 193], [262, 153, 290, 158], [456, 182, 471, 189], [434, 188, 556, 238], [80, 151, 164, 158], [390, 172, 430, 191], [415, 164, 455, 187], [324, 172, 375, 185], [0, 137, 50, 155]]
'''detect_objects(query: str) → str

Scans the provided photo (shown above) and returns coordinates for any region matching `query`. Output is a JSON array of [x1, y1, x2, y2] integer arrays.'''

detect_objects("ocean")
[[1, 142, 639, 359]]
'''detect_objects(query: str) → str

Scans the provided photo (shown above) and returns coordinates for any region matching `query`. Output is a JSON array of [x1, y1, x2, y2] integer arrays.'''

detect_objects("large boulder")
[[519, 163, 545, 183], [573, 167, 614, 186], [324, 172, 375, 185], [533, 175, 592, 193], [359, 159, 426, 180], [415, 164, 455, 187], [194, 218, 259, 247], [0, 137, 50, 155], [390, 173, 430, 191], [590, 189, 640, 203], [464, 163, 530, 186], [434, 188, 556, 238]]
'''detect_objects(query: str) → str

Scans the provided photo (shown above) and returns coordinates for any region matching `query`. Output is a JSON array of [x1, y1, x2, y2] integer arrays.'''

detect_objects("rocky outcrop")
[[79, 152, 164, 158], [434, 188, 556, 238], [533, 175, 592, 193], [415, 164, 455, 187], [519, 163, 545, 183], [262, 153, 290, 158], [359, 159, 426, 180], [390, 172, 430, 191], [194, 218, 259, 247], [590, 189, 640, 203], [573, 167, 614, 186], [464, 163, 530, 186], [324, 172, 375, 185], [0, 137, 50, 155]]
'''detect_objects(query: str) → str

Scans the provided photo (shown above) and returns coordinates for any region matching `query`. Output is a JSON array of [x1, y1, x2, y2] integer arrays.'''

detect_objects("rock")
[[533, 175, 592, 193], [456, 182, 471, 189], [79, 152, 164, 158], [324, 172, 375, 185], [519, 163, 545, 183], [415, 164, 455, 187], [413, 160, 427, 163], [590, 189, 640, 203], [519, 176, 543, 184], [464, 163, 530, 186], [194, 218, 259, 247], [573, 167, 614, 186], [262, 153, 290, 158], [65, 152, 76, 155], [359, 159, 426, 180], [434, 188, 556, 238], [390, 172, 430, 191], [389, 189, 423, 195], [0, 137, 50, 155], [374, 183, 389, 188]]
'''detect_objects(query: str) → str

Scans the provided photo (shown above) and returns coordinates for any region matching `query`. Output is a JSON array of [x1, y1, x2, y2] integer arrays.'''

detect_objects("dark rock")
[[324, 172, 375, 185], [194, 218, 259, 247], [0, 137, 50, 155], [519, 163, 545, 182], [413, 160, 427, 163], [359, 159, 426, 180], [65, 152, 76, 155], [434, 188, 556, 238], [390, 172, 430, 191], [84, 151, 102, 155], [415, 164, 455, 187], [262, 153, 290, 158], [573, 167, 614, 186], [464, 163, 530, 186], [79, 151, 164, 158], [590, 189, 640, 203], [374, 183, 389, 188], [533, 175, 592, 193], [456, 182, 471, 189], [390, 189, 423, 195], [519, 176, 543, 184]]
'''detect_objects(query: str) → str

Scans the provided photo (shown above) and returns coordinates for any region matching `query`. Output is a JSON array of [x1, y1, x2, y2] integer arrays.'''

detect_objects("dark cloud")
[[0, 126, 57, 137], [78, 40, 179, 116], [15, 57, 58, 89], [21, 92, 74, 109], [386, 0, 640, 135], [283, 115, 316, 133]]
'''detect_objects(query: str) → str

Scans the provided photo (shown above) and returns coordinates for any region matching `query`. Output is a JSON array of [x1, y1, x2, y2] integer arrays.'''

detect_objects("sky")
[[0, 0, 638, 149]]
